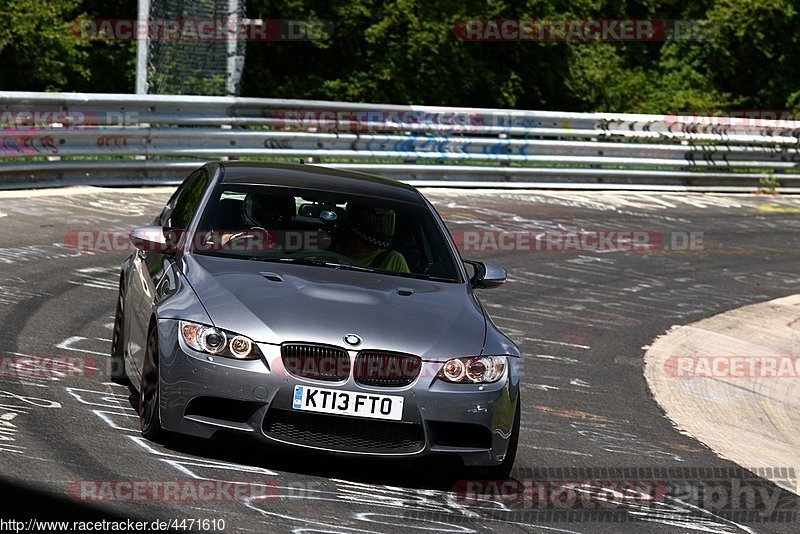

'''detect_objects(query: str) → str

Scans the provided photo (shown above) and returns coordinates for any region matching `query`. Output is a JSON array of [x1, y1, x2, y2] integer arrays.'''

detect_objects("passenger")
[[340, 204, 410, 273]]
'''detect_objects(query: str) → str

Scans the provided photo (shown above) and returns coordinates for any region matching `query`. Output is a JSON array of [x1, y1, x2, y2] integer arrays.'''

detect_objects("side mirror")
[[130, 226, 180, 253], [464, 260, 507, 289]]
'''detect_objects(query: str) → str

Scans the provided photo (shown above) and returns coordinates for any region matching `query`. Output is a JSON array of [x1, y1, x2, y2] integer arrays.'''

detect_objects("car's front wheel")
[[139, 326, 165, 442]]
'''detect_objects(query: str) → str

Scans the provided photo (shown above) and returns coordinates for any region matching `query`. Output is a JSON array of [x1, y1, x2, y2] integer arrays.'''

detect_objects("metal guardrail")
[[1, 91, 799, 190]]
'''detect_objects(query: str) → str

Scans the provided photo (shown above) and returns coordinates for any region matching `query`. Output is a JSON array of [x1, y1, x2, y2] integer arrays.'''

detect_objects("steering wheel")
[[222, 228, 277, 250]]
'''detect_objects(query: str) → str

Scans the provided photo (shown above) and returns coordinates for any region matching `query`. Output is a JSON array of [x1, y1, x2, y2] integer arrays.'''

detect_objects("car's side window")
[[157, 176, 190, 226], [160, 169, 209, 229]]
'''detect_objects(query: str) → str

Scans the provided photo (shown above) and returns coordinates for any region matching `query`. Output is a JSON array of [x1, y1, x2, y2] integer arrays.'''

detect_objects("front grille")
[[262, 409, 424, 453], [354, 351, 422, 387], [282, 343, 350, 381]]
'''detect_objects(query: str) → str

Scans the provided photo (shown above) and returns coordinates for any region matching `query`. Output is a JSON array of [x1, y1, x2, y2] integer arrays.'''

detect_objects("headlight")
[[438, 356, 506, 383], [179, 321, 262, 360]]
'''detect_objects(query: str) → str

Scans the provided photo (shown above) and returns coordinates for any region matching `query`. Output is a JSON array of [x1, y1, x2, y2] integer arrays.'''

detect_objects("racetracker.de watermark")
[[453, 19, 710, 42], [665, 356, 800, 378], [453, 230, 703, 253], [64, 228, 333, 254], [68, 18, 332, 41], [267, 109, 484, 132], [68, 480, 280, 502], [0, 355, 98, 381], [0, 111, 138, 129], [445, 466, 797, 522]]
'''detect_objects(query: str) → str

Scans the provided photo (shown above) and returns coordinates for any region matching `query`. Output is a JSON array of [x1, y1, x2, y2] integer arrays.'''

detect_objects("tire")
[[140, 326, 166, 442], [109, 286, 127, 383], [483, 395, 521, 481]]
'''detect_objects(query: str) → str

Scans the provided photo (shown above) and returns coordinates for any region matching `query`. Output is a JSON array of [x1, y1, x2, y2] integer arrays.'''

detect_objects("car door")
[[127, 168, 210, 376]]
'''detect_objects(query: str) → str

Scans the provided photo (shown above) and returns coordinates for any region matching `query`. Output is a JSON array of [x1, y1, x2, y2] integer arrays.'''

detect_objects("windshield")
[[192, 184, 461, 282]]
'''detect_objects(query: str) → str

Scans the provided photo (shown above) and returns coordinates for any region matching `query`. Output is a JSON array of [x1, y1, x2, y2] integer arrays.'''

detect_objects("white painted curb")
[[644, 295, 800, 494]]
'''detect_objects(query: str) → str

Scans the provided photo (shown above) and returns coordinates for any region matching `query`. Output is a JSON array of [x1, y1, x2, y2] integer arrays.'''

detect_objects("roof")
[[217, 162, 423, 204]]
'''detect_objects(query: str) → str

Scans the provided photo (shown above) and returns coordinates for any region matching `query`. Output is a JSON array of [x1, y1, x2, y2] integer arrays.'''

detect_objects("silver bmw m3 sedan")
[[112, 162, 521, 478]]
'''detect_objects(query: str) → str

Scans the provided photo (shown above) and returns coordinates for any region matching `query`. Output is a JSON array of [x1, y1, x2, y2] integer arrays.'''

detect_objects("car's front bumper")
[[156, 319, 520, 467]]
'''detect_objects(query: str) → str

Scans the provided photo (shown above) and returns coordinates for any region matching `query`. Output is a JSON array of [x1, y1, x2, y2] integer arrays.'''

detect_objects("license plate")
[[292, 385, 404, 421]]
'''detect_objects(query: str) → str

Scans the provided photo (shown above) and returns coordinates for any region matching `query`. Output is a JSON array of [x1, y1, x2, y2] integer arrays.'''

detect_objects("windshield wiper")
[[403, 272, 457, 282], [248, 257, 376, 273], [248, 257, 456, 281]]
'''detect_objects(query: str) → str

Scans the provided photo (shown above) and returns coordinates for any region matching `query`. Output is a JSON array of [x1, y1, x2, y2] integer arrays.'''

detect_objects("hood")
[[181, 254, 487, 359]]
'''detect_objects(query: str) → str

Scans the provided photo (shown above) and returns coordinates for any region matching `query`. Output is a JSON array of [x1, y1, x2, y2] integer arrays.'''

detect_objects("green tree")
[[71, 0, 137, 93], [0, 0, 89, 91], [2, 0, 799, 115]]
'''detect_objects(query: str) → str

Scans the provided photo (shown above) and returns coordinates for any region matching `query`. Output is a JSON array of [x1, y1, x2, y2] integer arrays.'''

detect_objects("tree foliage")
[[0, 0, 89, 91], [0, 0, 798, 113]]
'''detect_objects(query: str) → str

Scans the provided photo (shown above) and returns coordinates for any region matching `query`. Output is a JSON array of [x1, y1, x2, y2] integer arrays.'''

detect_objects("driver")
[[340, 204, 409, 273], [241, 193, 296, 229], [210, 193, 296, 251]]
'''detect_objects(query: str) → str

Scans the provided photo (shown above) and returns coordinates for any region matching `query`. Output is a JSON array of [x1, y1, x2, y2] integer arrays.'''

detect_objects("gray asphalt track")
[[1, 187, 799, 533]]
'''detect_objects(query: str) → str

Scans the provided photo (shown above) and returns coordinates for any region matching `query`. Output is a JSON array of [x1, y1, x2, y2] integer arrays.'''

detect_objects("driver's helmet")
[[242, 193, 296, 228], [346, 204, 396, 249]]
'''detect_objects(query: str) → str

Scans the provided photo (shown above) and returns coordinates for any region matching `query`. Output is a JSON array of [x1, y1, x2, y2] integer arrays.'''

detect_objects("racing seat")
[[392, 216, 424, 273]]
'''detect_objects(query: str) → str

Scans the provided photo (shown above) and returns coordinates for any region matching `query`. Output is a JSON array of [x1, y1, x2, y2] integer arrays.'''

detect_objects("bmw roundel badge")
[[343, 334, 361, 346]]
